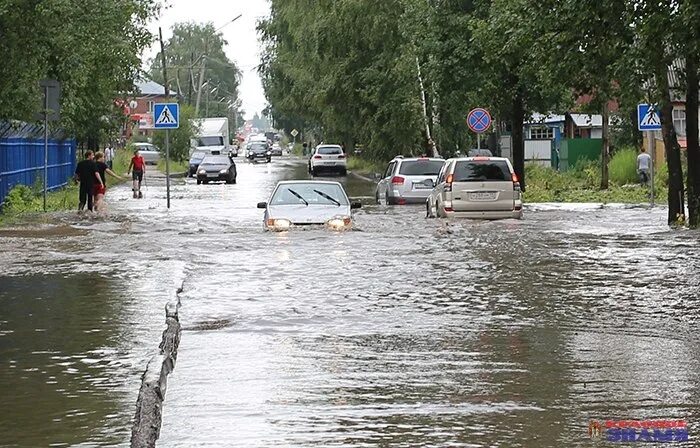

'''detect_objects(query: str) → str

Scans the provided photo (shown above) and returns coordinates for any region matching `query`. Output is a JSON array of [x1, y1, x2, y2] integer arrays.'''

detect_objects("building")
[[121, 80, 179, 140]]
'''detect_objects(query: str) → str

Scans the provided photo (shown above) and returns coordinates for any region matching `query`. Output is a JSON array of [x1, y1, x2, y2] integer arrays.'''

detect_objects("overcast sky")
[[146, 0, 270, 119]]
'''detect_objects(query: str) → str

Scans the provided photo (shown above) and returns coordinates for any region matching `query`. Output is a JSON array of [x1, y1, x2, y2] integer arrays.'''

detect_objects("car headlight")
[[198, 169, 206, 175], [267, 218, 292, 231], [326, 216, 352, 230], [219, 169, 228, 174]]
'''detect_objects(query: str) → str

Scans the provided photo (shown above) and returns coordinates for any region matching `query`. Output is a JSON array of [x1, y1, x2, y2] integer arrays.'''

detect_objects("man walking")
[[127, 149, 146, 199], [74, 150, 104, 212], [104, 144, 115, 170], [637, 147, 652, 186]]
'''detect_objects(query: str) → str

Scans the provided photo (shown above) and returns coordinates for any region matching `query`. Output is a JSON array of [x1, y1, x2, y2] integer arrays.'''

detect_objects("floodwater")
[[1, 156, 699, 447]]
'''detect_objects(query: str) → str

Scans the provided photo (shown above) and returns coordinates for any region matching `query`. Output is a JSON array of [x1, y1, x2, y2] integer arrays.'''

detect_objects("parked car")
[[134, 142, 160, 165], [188, 151, 206, 177], [376, 156, 445, 205], [308, 144, 347, 176], [270, 143, 283, 156], [257, 181, 361, 231], [426, 156, 523, 219], [247, 143, 272, 163], [196, 154, 237, 184]]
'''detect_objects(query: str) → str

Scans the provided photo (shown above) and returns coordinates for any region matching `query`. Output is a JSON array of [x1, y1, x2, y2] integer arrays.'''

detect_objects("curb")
[[130, 286, 183, 448]]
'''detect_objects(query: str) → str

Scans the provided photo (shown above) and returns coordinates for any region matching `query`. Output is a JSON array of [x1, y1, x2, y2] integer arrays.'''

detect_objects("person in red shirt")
[[127, 149, 146, 199]]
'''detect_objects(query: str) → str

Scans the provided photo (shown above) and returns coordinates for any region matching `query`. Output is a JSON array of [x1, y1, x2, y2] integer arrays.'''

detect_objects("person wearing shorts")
[[128, 149, 146, 198], [93, 152, 124, 212]]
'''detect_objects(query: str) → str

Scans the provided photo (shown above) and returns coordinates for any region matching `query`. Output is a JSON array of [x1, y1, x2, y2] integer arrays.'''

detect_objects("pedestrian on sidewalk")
[[74, 150, 103, 212], [637, 147, 652, 186], [127, 149, 146, 199], [104, 144, 115, 170], [93, 152, 125, 212]]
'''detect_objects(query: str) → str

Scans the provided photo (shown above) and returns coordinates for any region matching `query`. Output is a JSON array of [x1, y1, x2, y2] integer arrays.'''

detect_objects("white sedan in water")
[[257, 181, 362, 231]]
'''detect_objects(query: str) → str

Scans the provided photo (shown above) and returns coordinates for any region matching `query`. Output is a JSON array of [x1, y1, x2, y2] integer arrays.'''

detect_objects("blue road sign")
[[467, 108, 492, 134], [153, 103, 180, 129], [637, 104, 661, 131]]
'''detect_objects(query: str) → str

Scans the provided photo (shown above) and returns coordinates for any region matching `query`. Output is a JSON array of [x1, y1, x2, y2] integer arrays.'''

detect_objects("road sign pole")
[[166, 129, 171, 209], [43, 85, 49, 212], [648, 131, 655, 207]]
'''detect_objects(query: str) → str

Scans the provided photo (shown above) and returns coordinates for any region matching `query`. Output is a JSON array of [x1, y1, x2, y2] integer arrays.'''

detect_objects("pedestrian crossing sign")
[[637, 103, 662, 131], [153, 103, 180, 129]]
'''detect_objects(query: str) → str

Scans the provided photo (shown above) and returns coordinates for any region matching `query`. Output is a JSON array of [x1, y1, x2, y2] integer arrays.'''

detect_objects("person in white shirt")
[[104, 144, 115, 170], [637, 147, 652, 186]]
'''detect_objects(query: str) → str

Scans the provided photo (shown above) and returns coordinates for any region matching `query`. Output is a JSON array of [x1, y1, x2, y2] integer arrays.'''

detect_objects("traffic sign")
[[290, 129, 299, 137], [637, 104, 661, 131], [467, 108, 492, 134], [153, 103, 180, 129]]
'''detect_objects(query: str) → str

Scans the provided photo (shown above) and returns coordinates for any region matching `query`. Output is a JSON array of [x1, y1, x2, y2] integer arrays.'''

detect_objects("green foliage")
[[346, 157, 385, 175], [149, 22, 242, 120], [157, 159, 189, 174], [1, 183, 78, 217], [151, 105, 199, 162], [609, 148, 639, 185], [0, 0, 159, 146]]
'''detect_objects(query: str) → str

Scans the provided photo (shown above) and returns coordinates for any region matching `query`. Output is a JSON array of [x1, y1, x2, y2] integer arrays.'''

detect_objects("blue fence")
[[0, 135, 77, 206]]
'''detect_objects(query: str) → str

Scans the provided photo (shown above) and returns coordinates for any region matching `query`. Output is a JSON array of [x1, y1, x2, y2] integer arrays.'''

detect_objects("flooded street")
[[1, 156, 699, 447]]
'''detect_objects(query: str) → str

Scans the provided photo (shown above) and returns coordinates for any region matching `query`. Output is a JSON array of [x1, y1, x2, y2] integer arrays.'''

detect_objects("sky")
[[146, 0, 271, 120]]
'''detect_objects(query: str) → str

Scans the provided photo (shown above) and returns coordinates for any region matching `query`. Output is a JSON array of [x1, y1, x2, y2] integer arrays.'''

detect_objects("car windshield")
[[399, 160, 444, 176], [251, 144, 267, 151], [271, 183, 349, 206], [190, 152, 205, 161], [200, 156, 229, 166], [198, 136, 224, 146], [317, 146, 342, 155], [136, 144, 156, 152], [453, 160, 512, 182]]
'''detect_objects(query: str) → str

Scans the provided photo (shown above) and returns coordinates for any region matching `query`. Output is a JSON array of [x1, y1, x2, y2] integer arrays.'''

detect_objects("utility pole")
[[159, 27, 172, 209]]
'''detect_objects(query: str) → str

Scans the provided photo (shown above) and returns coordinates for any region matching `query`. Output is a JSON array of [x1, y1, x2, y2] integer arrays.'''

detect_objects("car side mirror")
[[257, 202, 267, 209], [351, 201, 362, 210]]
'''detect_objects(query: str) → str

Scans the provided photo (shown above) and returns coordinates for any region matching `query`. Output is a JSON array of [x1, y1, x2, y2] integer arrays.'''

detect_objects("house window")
[[530, 126, 554, 140], [673, 108, 686, 136], [147, 101, 155, 112]]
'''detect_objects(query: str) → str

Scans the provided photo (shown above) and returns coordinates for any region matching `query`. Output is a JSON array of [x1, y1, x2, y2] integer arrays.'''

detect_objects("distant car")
[[468, 149, 493, 157], [308, 144, 347, 176], [426, 156, 522, 220], [188, 151, 206, 177], [270, 143, 283, 156], [196, 154, 237, 185], [134, 143, 160, 165], [376, 156, 445, 205], [257, 180, 362, 231], [247, 143, 272, 163]]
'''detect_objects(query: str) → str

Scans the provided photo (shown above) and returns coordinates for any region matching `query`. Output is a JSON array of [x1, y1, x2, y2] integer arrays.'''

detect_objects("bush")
[[609, 148, 638, 185]]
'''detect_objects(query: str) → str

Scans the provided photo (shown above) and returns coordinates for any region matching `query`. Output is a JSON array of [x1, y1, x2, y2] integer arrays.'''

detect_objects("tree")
[[149, 22, 242, 120], [0, 0, 158, 148]]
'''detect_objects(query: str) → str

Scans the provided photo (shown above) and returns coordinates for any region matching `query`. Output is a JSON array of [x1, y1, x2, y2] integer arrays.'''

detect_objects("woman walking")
[[93, 152, 125, 212]]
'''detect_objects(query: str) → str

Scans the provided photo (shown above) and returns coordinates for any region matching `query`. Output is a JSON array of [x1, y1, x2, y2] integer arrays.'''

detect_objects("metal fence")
[[0, 122, 76, 206]]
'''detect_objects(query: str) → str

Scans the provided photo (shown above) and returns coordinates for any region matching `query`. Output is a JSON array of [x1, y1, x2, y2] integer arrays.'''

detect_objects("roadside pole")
[[648, 131, 655, 207], [159, 27, 171, 209], [43, 84, 48, 212]]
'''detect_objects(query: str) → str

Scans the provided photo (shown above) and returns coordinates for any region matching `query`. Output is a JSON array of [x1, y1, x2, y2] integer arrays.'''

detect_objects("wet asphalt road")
[[1, 156, 699, 447]]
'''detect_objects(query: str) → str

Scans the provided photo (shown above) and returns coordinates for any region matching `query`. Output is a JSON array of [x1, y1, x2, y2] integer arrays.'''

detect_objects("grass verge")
[[157, 159, 189, 174], [347, 157, 385, 176]]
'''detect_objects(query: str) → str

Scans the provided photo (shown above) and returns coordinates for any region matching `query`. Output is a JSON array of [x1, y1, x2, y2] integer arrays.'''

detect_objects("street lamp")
[[195, 14, 242, 116]]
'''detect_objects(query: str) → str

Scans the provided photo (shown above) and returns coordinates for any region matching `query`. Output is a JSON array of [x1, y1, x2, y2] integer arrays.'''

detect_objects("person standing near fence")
[[74, 150, 103, 212], [637, 147, 652, 187], [104, 144, 115, 170]]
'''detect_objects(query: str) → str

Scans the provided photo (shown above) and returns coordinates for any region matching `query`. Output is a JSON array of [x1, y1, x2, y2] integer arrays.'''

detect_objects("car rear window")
[[453, 160, 512, 182], [398, 160, 444, 176], [317, 146, 342, 155]]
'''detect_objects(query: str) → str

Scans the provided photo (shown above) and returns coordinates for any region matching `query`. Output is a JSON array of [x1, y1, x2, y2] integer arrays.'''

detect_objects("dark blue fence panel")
[[0, 137, 77, 206]]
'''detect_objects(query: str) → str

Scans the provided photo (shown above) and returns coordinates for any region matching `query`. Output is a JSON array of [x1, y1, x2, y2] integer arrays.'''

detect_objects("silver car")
[[133, 142, 160, 165], [376, 156, 445, 204], [426, 156, 523, 219], [257, 181, 361, 231]]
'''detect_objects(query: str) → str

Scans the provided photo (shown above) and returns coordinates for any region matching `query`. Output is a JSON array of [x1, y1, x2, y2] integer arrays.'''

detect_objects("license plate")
[[207, 174, 219, 178], [469, 192, 497, 201]]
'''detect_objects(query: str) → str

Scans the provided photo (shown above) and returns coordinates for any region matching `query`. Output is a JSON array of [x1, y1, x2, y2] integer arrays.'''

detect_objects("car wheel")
[[340, 168, 348, 176], [311, 168, 317, 177], [375, 191, 380, 204], [426, 201, 435, 218], [204, 180, 209, 184]]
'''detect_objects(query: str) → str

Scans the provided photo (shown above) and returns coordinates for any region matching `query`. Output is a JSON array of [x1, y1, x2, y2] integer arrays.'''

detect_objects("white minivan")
[[426, 156, 523, 219]]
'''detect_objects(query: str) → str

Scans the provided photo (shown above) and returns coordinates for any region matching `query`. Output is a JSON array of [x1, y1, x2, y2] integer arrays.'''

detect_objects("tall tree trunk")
[[686, 53, 700, 227], [512, 91, 526, 191], [600, 102, 610, 189], [655, 63, 685, 224]]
